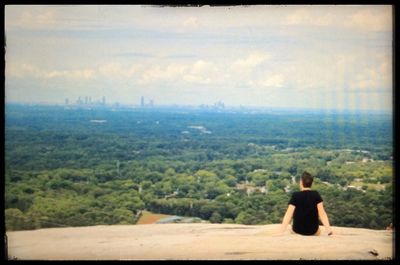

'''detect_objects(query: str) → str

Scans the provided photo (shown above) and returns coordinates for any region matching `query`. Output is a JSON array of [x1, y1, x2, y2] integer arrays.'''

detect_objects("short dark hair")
[[301, 171, 313, 188]]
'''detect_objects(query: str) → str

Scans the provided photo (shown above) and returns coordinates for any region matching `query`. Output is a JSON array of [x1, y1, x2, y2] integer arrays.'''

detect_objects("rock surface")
[[7, 224, 393, 260]]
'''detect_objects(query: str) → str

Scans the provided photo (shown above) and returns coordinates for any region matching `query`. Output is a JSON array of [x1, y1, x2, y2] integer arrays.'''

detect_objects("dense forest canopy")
[[4, 104, 393, 230]]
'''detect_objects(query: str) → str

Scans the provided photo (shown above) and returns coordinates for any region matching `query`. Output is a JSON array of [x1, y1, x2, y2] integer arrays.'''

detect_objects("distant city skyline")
[[5, 5, 392, 111]]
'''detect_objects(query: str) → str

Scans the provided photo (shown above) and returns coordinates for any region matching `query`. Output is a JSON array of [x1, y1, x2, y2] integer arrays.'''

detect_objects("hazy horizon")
[[5, 5, 393, 111]]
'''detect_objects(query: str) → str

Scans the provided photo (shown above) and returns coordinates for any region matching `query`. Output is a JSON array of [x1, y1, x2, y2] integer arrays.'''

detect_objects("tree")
[[339, 179, 348, 187], [199, 203, 220, 220], [5, 105, 392, 230], [140, 180, 153, 190], [5, 208, 30, 231], [210, 211, 222, 223], [112, 208, 134, 224], [224, 175, 237, 187], [195, 170, 218, 183], [235, 211, 256, 225]]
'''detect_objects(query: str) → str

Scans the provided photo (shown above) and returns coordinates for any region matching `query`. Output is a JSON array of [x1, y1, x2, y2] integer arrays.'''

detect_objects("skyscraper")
[[141, 96, 145, 107]]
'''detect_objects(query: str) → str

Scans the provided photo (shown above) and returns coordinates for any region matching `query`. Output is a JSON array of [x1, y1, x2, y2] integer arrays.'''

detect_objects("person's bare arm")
[[317, 202, 333, 235], [275, 204, 295, 235]]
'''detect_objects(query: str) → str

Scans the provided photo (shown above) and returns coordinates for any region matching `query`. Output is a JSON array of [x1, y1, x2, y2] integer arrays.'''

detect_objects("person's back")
[[289, 190, 322, 235], [275, 171, 333, 236]]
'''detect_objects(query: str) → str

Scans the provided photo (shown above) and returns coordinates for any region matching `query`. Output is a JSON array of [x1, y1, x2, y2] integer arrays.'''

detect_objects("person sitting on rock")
[[275, 171, 333, 236]]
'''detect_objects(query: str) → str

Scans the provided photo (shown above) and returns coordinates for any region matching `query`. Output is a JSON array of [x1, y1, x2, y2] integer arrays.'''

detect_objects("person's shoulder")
[[292, 191, 302, 196], [311, 190, 323, 198]]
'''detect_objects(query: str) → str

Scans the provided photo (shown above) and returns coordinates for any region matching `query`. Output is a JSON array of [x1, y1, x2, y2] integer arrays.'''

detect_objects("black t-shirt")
[[288, 190, 323, 235]]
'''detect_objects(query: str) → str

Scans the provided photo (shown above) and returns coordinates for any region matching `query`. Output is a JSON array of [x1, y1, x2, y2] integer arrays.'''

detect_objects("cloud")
[[349, 8, 392, 32], [6, 63, 96, 80], [259, 74, 285, 88], [44, 69, 95, 79], [183, 74, 211, 84], [6, 6, 104, 31], [9, 8, 57, 29], [4, 6, 392, 111], [183, 16, 199, 28], [286, 8, 311, 25], [231, 52, 269, 73], [96, 61, 145, 80], [139, 63, 187, 84], [6, 63, 41, 78], [98, 62, 123, 77], [97, 62, 141, 79], [138, 59, 223, 86], [284, 6, 392, 32], [6, 5, 392, 36], [350, 61, 392, 92], [114, 52, 154, 58], [165, 63, 187, 78], [189, 60, 219, 77]]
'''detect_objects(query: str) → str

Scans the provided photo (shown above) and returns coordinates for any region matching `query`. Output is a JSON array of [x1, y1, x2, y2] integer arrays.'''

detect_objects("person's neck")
[[301, 187, 311, 191]]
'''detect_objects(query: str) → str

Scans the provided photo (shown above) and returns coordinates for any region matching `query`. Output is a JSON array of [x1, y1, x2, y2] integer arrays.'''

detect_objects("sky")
[[5, 5, 393, 111]]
